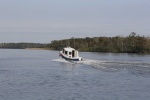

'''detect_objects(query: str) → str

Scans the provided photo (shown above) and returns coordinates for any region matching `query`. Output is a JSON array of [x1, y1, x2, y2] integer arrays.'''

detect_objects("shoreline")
[[25, 48, 53, 50]]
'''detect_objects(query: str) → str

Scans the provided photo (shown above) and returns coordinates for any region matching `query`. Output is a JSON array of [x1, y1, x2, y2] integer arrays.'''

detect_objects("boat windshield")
[[65, 51, 67, 55], [69, 52, 72, 55]]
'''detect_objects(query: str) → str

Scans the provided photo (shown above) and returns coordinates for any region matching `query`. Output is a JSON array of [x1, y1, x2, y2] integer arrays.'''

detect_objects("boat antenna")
[[67, 39, 70, 47], [73, 37, 75, 49], [71, 37, 75, 49]]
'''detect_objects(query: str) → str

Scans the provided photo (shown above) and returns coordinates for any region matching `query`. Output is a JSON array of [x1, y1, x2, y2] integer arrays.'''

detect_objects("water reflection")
[[56, 60, 81, 78]]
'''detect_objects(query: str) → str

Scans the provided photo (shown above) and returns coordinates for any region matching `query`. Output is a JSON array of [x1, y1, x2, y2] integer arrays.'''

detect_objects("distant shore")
[[1, 33, 150, 54], [25, 48, 53, 50]]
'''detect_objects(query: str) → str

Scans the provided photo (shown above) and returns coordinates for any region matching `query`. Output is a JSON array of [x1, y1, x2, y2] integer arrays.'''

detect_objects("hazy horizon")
[[0, 0, 150, 43]]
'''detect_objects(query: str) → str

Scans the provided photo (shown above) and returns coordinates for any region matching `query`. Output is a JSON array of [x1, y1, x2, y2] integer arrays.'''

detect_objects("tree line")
[[0, 33, 150, 53], [0, 43, 47, 49], [47, 32, 150, 53]]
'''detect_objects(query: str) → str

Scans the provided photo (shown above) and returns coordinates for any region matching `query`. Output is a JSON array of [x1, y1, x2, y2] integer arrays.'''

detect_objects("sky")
[[0, 0, 150, 43]]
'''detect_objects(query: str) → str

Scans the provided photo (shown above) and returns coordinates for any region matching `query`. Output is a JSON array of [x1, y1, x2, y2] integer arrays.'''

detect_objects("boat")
[[59, 47, 82, 61]]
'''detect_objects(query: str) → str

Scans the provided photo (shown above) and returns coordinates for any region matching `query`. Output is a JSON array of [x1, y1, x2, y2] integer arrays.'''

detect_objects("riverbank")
[[25, 48, 53, 50], [48, 34, 150, 54]]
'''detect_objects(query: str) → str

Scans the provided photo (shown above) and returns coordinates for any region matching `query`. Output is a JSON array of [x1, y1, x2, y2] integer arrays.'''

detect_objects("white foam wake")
[[52, 58, 150, 71], [52, 58, 73, 64]]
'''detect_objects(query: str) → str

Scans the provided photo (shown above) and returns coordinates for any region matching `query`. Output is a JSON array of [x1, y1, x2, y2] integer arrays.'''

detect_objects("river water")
[[0, 49, 150, 100]]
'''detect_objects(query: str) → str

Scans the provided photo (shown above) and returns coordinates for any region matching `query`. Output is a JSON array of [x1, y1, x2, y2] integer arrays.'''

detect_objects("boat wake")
[[52, 58, 75, 64], [52, 58, 150, 76]]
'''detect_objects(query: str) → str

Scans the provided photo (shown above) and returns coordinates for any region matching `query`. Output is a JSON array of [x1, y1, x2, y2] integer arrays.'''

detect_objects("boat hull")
[[59, 52, 82, 61]]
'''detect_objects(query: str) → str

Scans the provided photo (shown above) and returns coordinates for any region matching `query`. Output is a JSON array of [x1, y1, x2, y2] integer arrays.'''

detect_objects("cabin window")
[[72, 50, 75, 57], [69, 52, 72, 55], [65, 51, 68, 55]]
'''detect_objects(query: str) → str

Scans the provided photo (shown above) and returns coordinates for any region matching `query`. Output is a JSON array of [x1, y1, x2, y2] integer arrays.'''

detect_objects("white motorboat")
[[59, 47, 82, 61]]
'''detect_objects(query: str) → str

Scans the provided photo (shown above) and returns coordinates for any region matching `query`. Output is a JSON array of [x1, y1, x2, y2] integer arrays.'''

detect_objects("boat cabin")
[[62, 47, 79, 58]]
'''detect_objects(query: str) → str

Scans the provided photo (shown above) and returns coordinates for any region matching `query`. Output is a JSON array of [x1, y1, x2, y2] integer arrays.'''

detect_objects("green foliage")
[[0, 43, 47, 49], [47, 33, 150, 54], [1, 33, 150, 54]]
